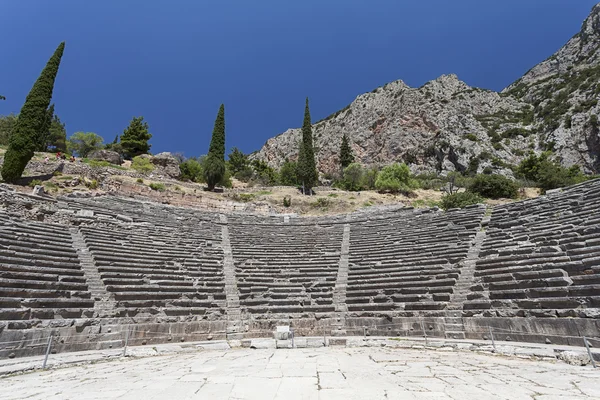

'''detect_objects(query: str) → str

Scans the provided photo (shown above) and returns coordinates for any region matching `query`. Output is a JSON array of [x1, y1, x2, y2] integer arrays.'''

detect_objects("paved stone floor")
[[1, 347, 598, 399]]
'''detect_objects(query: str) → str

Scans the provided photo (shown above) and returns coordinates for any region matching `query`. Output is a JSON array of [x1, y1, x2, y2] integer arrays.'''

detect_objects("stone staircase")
[[220, 215, 243, 340], [332, 221, 351, 336], [69, 227, 116, 316], [444, 214, 490, 339]]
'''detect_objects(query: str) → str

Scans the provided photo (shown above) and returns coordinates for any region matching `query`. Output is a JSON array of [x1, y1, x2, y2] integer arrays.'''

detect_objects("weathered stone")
[[88, 150, 123, 165], [150, 152, 180, 178]]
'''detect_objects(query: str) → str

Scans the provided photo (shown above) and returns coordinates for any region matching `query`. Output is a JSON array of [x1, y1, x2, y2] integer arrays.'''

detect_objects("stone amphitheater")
[[0, 177, 598, 360]]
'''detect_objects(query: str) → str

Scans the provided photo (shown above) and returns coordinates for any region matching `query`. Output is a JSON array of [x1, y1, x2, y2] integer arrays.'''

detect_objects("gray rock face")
[[253, 5, 600, 175], [252, 74, 529, 176], [88, 150, 122, 165], [150, 152, 180, 178]]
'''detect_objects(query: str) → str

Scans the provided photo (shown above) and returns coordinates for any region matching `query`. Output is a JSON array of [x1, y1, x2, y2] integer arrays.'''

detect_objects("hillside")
[[253, 4, 600, 176]]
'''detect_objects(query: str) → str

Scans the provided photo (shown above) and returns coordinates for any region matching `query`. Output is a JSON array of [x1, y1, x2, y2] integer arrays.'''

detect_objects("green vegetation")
[[375, 163, 418, 194], [279, 159, 299, 186], [148, 182, 165, 191], [120, 116, 152, 158], [179, 157, 205, 183], [28, 179, 42, 187], [2, 42, 65, 182], [312, 197, 330, 209], [339, 163, 365, 191], [131, 155, 155, 173], [0, 114, 18, 146], [283, 196, 291, 207], [67, 132, 104, 157], [204, 104, 226, 191], [234, 193, 255, 202], [464, 133, 478, 142], [136, 178, 144, 184], [440, 191, 483, 210], [228, 147, 251, 180], [339, 134, 354, 168], [516, 151, 588, 193], [469, 174, 519, 199], [296, 98, 318, 194], [86, 159, 125, 169]]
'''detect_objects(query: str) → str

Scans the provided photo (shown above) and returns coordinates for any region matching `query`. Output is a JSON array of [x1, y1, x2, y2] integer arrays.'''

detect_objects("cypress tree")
[[36, 104, 55, 151], [296, 97, 318, 194], [204, 104, 226, 191], [339, 133, 354, 169], [2, 42, 65, 182], [121, 116, 152, 158]]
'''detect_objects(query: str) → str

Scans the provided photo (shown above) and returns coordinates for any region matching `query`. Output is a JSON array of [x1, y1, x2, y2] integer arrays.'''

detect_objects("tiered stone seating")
[[80, 223, 226, 317], [467, 179, 600, 317], [346, 206, 485, 315], [229, 218, 344, 316], [0, 212, 94, 320]]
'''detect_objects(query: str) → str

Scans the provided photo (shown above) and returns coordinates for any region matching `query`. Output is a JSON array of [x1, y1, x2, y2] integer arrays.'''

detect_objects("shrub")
[[67, 132, 104, 157], [179, 157, 204, 182], [85, 179, 98, 189], [131, 156, 155, 173], [88, 159, 112, 168], [136, 178, 144, 184], [469, 174, 519, 199], [278, 159, 298, 186], [339, 163, 364, 191], [234, 193, 255, 202], [374, 163, 418, 194], [440, 192, 483, 210], [312, 197, 330, 208], [148, 182, 165, 191], [464, 133, 478, 142], [28, 179, 42, 187], [283, 196, 292, 207]]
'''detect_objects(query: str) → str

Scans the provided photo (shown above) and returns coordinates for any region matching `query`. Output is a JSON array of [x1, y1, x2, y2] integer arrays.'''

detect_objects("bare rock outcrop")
[[150, 152, 180, 178], [88, 150, 123, 165]]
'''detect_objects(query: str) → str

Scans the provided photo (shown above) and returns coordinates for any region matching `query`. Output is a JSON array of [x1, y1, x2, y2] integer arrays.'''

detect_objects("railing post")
[[363, 326, 366, 338], [123, 327, 129, 357], [420, 320, 428, 346], [489, 326, 496, 352], [583, 337, 597, 368], [42, 334, 53, 369]]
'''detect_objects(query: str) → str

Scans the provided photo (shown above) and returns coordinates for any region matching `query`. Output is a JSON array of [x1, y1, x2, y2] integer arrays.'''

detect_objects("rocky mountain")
[[253, 4, 600, 176]]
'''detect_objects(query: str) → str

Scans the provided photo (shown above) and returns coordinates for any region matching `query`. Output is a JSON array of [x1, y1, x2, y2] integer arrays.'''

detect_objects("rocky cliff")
[[253, 4, 600, 176]]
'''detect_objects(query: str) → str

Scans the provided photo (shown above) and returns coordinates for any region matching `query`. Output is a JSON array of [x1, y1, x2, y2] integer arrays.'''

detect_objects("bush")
[[131, 156, 155, 173], [374, 163, 418, 194], [136, 178, 144, 184], [179, 157, 204, 183], [278, 160, 298, 186], [516, 151, 588, 193], [67, 132, 104, 158], [148, 182, 165, 191], [339, 163, 364, 191], [28, 179, 42, 187], [464, 133, 478, 142], [283, 196, 292, 207], [85, 179, 98, 189], [469, 174, 519, 199], [440, 191, 483, 210]]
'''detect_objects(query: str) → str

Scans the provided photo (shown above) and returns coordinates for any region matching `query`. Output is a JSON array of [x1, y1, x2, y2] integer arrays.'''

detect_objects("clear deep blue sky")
[[0, 1, 597, 157]]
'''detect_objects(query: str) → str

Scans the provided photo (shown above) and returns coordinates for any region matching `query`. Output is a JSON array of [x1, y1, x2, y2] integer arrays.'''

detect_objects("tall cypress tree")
[[2, 42, 65, 182], [204, 104, 226, 191], [296, 97, 318, 194], [339, 133, 354, 169]]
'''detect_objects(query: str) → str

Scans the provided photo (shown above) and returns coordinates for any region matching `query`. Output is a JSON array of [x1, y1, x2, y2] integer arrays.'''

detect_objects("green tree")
[[204, 104, 226, 190], [279, 159, 298, 186], [252, 159, 278, 185], [375, 163, 418, 193], [36, 104, 55, 151], [470, 174, 519, 199], [67, 132, 104, 157], [0, 114, 18, 146], [339, 134, 354, 169], [179, 157, 205, 182], [296, 97, 318, 193], [340, 163, 364, 191], [46, 113, 67, 152], [0, 95, 5, 100], [2, 42, 65, 182], [228, 147, 248, 175], [120, 116, 152, 158]]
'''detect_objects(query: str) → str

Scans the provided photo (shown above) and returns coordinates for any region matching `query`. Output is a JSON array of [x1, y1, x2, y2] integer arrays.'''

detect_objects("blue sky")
[[0, 1, 596, 157]]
